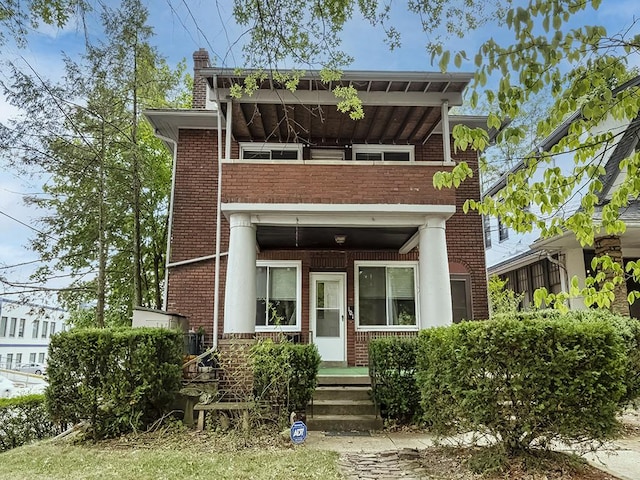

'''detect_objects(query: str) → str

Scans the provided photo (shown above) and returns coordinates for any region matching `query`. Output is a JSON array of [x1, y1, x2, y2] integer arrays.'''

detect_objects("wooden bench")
[[194, 401, 255, 431]]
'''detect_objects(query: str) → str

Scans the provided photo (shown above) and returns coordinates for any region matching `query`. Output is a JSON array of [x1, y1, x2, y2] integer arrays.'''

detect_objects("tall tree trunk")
[[96, 122, 107, 328], [131, 37, 143, 308]]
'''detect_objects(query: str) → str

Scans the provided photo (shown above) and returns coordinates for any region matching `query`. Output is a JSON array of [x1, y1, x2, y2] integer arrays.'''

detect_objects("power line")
[[0, 209, 57, 241]]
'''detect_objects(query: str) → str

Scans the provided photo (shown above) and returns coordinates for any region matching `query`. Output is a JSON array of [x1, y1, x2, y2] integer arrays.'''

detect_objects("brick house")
[[145, 49, 489, 367]]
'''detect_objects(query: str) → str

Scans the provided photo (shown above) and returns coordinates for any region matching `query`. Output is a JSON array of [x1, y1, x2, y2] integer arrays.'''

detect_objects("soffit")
[[205, 70, 472, 145]]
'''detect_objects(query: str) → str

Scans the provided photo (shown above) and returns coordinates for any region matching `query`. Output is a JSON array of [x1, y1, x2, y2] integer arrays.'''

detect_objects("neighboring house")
[[484, 76, 640, 317], [145, 49, 490, 367], [0, 297, 68, 370]]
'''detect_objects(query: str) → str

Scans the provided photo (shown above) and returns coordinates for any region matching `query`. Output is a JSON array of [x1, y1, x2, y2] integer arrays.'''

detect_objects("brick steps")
[[307, 374, 382, 432]]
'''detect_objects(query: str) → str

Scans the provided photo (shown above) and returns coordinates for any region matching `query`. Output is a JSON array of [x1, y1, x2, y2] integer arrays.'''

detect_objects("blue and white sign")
[[290, 420, 307, 444]]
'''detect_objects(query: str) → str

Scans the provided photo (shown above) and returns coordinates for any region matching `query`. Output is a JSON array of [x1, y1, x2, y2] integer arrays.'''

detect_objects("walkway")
[[304, 411, 640, 480]]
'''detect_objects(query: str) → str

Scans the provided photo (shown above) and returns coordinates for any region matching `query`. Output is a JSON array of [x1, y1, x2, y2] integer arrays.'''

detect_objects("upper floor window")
[[352, 145, 414, 162], [240, 143, 302, 161], [8, 317, 16, 337], [483, 216, 492, 248], [32, 320, 40, 338], [42, 321, 49, 338], [0, 316, 6, 337], [498, 216, 509, 242], [18, 318, 25, 337]]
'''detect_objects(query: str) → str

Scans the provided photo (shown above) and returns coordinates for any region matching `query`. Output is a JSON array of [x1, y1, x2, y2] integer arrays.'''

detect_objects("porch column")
[[223, 213, 256, 333], [418, 217, 453, 328]]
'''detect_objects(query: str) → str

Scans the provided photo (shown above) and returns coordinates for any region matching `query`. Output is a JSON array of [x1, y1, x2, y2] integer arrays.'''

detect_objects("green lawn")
[[0, 440, 342, 480]]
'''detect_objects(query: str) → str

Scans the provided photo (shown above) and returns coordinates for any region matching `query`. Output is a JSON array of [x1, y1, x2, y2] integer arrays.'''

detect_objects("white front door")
[[311, 273, 346, 362]]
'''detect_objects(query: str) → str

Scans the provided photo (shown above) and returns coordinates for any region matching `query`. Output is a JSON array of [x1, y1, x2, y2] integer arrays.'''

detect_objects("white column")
[[564, 248, 586, 310], [419, 217, 453, 328], [224, 213, 257, 333]]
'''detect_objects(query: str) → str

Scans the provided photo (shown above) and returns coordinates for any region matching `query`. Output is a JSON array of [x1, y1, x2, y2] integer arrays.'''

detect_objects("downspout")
[[157, 133, 178, 311], [213, 75, 223, 350]]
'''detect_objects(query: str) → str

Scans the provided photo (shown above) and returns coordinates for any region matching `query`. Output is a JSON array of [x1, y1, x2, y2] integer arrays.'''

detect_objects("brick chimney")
[[192, 48, 210, 109]]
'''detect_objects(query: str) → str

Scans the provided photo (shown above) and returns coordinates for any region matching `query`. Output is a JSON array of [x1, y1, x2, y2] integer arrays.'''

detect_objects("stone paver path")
[[339, 448, 427, 479]]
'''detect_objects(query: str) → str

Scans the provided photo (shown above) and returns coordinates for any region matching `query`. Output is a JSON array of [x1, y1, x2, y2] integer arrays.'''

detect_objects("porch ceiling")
[[256, 226, 417, 250], [205, 69, 472, 145]]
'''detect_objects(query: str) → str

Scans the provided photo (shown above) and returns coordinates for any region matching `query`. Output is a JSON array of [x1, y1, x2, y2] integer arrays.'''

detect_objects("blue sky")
[[0, 0, 638, 302]]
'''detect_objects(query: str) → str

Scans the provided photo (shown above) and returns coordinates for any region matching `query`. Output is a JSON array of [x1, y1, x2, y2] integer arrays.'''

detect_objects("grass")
[[0, 433, 342, 480]]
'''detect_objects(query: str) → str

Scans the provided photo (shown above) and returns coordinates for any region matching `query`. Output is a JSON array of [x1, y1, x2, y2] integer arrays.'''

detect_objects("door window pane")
[[316, 280, 341, 337]]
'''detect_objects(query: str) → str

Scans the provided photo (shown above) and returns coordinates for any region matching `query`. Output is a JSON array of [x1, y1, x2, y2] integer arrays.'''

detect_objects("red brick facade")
[[165, 129, 488, 366]]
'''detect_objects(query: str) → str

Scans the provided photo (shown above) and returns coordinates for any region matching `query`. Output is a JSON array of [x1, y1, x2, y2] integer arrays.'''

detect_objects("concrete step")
[[313, 386, 371, 401], [317, 375, 371, 386], [310, 399, 377, 416], [306, 414, 383, 432]]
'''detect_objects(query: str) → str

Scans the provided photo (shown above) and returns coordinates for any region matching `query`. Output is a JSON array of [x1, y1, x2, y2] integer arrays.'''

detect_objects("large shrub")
[[368, 336, 421, 423], [494, 309, 640, 405], [0, 394, 61, 451], [418, 317, 627, 452], [46, 327, 183, 439], [251, 339, 320, 417]]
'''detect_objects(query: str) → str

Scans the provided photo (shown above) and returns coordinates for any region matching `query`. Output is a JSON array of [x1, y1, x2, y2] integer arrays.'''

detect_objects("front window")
[[38, 353, 45, 363], [18, 319, 25, 337], [356, 263, 417, 328], [42, 321, 49, 338], [32, 320, 39, 338], [256, 261, 301, 331], [0, 316, 6, 337], [29, 353, 36, 363]]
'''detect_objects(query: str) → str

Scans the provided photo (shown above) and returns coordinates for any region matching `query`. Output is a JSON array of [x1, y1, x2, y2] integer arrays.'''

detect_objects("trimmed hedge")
[[417, 317, 627, 452], [494, 309, 640, 405], [368, 337, 421, 423], [251, 339, 321, 417], [46, 327, 183, 439], [0, 394, 60, 451]]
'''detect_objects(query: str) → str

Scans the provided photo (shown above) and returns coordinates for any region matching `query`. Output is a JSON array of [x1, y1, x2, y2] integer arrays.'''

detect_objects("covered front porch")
[[221, 202, 455, 365]]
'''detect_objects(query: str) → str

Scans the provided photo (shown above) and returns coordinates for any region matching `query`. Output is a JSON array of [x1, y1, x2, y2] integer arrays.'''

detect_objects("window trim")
[[354, 260, 420, 331], [352, 144, 415, 162], [240, 142, 303, 161], [255, 260, 302, 332]]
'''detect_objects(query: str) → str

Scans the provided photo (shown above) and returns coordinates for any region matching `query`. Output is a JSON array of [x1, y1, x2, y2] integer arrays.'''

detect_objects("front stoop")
[[306, 375, 383, 431]]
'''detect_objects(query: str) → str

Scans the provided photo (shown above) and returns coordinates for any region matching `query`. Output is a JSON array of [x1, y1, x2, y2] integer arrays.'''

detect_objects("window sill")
[[255, 326, 301, 333], [223, 159, 455, 167], [355, 325, 419, 332]]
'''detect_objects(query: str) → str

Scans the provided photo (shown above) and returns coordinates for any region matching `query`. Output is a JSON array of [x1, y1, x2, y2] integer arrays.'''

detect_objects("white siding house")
[[484, 76, 640, 316], [0, 298, 69, 369]]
